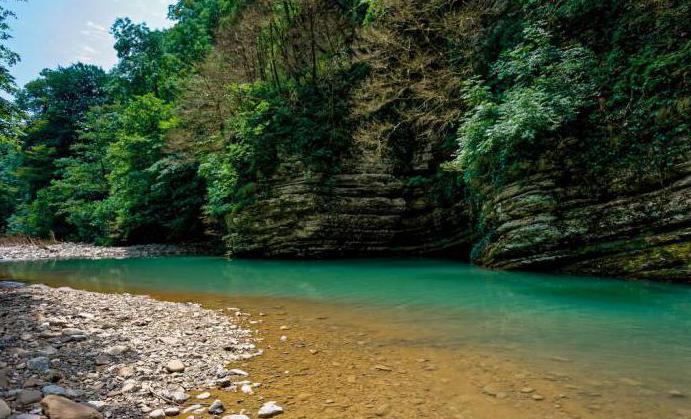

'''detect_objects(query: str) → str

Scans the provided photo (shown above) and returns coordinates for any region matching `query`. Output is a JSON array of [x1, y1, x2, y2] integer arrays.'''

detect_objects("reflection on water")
[[3, 257, 691, 392]]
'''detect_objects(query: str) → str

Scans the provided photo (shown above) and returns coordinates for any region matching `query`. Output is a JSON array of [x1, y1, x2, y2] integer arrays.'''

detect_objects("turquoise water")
[[3, 257, 691, 391]]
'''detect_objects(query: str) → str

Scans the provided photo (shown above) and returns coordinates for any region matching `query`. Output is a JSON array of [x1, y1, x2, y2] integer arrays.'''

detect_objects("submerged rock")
[[208, 400, 225, 415], [258, 401, 284, 418]]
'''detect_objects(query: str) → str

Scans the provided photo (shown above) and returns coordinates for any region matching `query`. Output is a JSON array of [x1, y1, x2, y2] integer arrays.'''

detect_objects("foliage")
[[1, 0, 688, 254], [0, 0, 23, 145], [447, 25, 596, 191]]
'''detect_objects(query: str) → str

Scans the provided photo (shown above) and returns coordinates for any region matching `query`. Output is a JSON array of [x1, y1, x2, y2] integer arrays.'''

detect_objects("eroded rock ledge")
[[476, 161, 691, 282]]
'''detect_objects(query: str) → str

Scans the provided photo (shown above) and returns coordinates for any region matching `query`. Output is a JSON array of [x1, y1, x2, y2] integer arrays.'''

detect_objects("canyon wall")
[[476, 160, 690, 281], [226, 159, 473, 258]]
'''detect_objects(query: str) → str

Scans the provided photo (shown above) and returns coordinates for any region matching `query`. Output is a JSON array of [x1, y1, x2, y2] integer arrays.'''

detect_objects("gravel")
[[0, 283, 261, 417], [0, 243, 212, 263]]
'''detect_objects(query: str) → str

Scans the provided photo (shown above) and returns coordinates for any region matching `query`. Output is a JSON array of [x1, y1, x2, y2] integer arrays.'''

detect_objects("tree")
[[0, 0, 24, 145]]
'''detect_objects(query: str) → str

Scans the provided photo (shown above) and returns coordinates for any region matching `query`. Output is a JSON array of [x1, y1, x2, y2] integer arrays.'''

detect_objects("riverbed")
[[2, 257, 691, 418]]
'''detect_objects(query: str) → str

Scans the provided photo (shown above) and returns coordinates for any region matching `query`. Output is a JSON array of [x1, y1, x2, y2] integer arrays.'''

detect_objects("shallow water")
[[3, 257, 691, 395]]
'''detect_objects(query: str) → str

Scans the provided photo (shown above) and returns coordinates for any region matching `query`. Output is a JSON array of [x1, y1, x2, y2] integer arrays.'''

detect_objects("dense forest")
[[0, 0, 688, 274]]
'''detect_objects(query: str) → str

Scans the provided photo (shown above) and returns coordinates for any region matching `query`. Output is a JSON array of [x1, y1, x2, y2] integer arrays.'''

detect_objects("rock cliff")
[[227, 152, 689, 282], [226, 159, 473, 258], [475, 159, 691, 282]]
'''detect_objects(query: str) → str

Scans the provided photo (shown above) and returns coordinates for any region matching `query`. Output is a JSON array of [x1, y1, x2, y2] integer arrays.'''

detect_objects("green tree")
[[447, 25, 596, 192], [105, 94, 203, 243]]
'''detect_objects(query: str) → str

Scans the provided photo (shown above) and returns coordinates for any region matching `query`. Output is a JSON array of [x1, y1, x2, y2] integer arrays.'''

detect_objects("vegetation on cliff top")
[[0, 0, 688, 254]]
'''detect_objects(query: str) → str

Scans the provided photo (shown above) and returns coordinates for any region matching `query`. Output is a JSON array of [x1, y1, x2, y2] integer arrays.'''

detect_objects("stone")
[[41, 395, 104, 419], [228, 369, 248, 377], [208, 400, 225, 415], [182, 405, 202, 414], [521, 387, 535, 393], [149, 409, 166, 418], [85, 401, 106, 411], [374, 403, 390, 417], [166, 360, 185, 373], [18, 389, 43, 405], [117, 366, 135, 378], [164, 407, 180, 416], [103, 345, 130, 356], [258, 401, 284, 418], [195, 392, 211, 400], [0, 399, 10, 419], [121, 381, 140, 393], [223, 416, 250, 419], [532, 394, 545, 401], [23, 377, 44, 388], [240, 384, 253, 395], [669, 390, 686, 398], [482, 385, 497, 397], [27, 357, 50, 372], [94, 355, 110, 366], [42, 385, 67, 396], [61, 328, 86, 337], [169, 391, 189, 404]]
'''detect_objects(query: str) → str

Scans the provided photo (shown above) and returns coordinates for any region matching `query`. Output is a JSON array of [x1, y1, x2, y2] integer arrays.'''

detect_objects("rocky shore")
[[0, 243, 214, 263], [0, 283, 283, 419]]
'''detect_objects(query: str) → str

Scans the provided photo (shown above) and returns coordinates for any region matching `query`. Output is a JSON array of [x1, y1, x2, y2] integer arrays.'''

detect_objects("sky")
[[6, 0, 177, 88]]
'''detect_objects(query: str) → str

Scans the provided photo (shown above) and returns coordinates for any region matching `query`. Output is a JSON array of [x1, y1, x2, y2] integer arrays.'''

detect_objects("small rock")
[[94, 355, 110, 366], [169, 391, 189, 404], [61, 328, 86, 337], [121, 381, 140, 393], [117, 366, 135, 378], [86, 401, 106, 411], [258, 401, 284, 418], [104, 345, 130, 356], [166, 360, 185, 373], [208, 400, 225, 415], [182, 405, 202, 414], [279, 336, 288, 342], [196, 392, 211, 400], [164, 407, 180, 416], [521, 387, 535, 394], [532, 394, 545, 401], [42, 385, 67, 396], [149, 409, 166, 418], [669, 390, 686, 398], [18, 389, 43, 405], [27, 357, 50, 372], [222, 416, 250, 419], [228, 369, 249, 377], [374, 403, 390, 417], [373, 365, 392, 372], [41, 395, 104, 419], [0, 399, 10, 419]]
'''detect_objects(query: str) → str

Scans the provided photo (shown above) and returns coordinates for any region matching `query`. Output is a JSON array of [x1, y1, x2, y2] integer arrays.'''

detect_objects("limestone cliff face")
[[475, 160, 691, 281], [226, 160, 473, 258], [226, 150, 689, 282]]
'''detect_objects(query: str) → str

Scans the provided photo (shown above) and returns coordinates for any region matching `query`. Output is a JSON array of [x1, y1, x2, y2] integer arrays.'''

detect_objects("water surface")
[[3, 257, 691, 393]]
